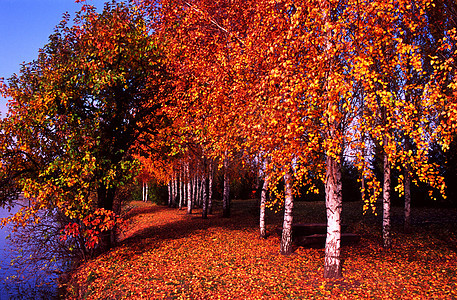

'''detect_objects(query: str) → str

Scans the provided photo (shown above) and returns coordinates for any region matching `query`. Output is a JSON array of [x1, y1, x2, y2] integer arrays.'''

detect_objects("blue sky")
[[0, 0, 107, 117]]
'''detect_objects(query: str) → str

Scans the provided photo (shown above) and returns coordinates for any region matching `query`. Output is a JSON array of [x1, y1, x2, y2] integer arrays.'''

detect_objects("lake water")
[[0, 204, 59, 299]]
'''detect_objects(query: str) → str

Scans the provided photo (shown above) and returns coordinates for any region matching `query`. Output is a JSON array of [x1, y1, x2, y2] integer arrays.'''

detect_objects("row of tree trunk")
[[158, 152, 412, 279], [258, 154, 414, 278], [163, 158, 232, 219]]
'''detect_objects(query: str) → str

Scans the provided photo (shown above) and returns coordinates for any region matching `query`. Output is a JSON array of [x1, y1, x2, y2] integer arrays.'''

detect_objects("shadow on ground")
[[117, 199, 457, 258]]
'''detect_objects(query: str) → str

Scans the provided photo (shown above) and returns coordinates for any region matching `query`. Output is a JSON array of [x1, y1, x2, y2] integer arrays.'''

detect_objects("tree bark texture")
[[383, 136, 392, 249], [142, 181, 146, 202], [142, 181, 148, 202], [196, 176, 202, 208], [192, 176, 197, 208], [186, 164, 192, 214], [179, 171, 183, 210], [404, 138, 411, 233], [202, 176, 208, 219], [97, 186, 117, 250], [260, 175, 269, 239], [222, 155, 231, 218], [323, 155, 343, 278], [172, 175, 178, 208], [97, 186, 116, 211], [208, 162, 213, 215], [167, 180, 172, 206], [280, 170, 294, 255]]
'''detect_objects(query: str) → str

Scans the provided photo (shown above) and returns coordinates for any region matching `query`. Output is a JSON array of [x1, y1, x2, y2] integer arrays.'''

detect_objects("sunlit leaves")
[[0, 1, 168, 249], [139, 0, 457, 277], [61, 208, 126, 249]]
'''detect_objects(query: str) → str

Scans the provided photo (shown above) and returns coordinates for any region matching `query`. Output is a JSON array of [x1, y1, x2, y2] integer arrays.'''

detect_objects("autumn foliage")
[[0, 0, 456, 287], [0, 1, 168, 250], [144, 0, 456, 277]]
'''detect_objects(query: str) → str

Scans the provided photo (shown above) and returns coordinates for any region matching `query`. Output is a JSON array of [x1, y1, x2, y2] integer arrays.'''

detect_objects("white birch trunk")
[[198, 176, 204, 207], [173, 174, 178, 207], [222, 154, 230, 218], [189, 176, 193, 207], [208, 162, 213, 215], [142, 181, 149, 202], [190, 177, 195, 208], [145, 182, 148, 202], [324, 155, 343, 278], [179, 169, 183, 210], [187, 164, 192, 214], [195, 176, 201, 208], [360, 133, 366, 202], [260, 175, 269, 239], [318, 0, 343, 278], [202, 175, 208, 219], [280, 170, 294, 255], [383, 140, 392, 248], [168, 180, 172, 207], [404, 169, 411, 232], [404, 139, 411, 233]]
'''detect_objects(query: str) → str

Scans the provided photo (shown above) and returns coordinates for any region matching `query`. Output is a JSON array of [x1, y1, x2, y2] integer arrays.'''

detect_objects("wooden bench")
[[291, 223, 348, 238], [276, 223, 360, 248], [295, 233, 361, 248]]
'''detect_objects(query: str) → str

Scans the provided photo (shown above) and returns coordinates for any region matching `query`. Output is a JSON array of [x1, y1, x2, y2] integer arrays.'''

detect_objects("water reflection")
[[0, 203, 59, 299]]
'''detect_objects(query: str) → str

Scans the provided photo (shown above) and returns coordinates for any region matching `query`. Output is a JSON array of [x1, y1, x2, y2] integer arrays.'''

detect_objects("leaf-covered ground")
[[65, 200, 457, 299]]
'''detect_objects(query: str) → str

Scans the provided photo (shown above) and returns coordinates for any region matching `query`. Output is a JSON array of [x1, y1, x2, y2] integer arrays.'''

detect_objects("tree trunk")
[[98, 186, 116, 211], [187, 164, 192, 214], [190, 176, 194, 207], [383, 136, 392, 249], [194, 176, 199, 207], [280, 170, 294, 255], [196, 176, 202, 208], [208, 162, 213, 215], [202, 175, 208, 219], [260, 175, 269, 239], [222, 154, 230, 218], [199, 176, 204, 207], [195, 177, 199, 207], [167, 180, 172, 207], [97, 186, 117, 250], [172, 174, 178, 208], [178, 170, 183, 210], [142, 181, 149, 202], [360, 132, 366, 202], [404, 169, 411, 233], [318, 0, 343, 278], [404, 138, 411, 233], [323, 155, 343, 279]]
